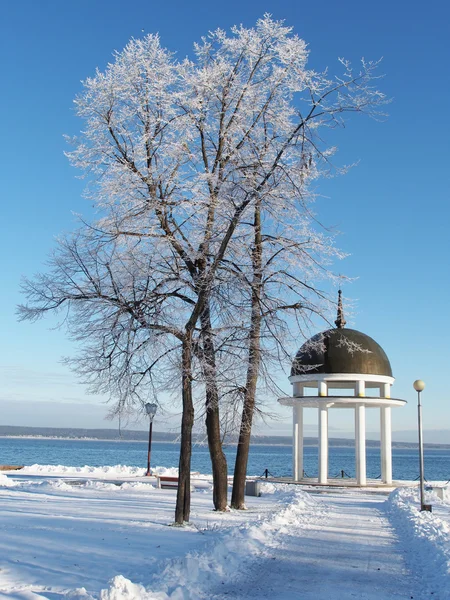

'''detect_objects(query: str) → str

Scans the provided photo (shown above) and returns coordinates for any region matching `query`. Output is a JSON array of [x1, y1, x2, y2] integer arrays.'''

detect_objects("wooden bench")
[[156, 475, 194, 491], [156, 475, 179, 489]]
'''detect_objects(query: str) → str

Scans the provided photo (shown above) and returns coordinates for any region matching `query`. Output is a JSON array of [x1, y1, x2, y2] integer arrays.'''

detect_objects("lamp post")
[[413, 380, 431, 512], [145, 403, 157, 476]]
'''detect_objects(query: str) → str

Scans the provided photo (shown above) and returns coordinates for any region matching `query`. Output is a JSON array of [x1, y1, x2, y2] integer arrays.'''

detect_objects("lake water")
[[0, 437, 449, 482], [0, 438, 450, 480]]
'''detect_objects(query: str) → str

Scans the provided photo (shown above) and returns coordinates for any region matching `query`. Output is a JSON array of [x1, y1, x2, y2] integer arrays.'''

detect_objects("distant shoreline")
[[0, 425, 448, 449], [0, 433, 449, 450]]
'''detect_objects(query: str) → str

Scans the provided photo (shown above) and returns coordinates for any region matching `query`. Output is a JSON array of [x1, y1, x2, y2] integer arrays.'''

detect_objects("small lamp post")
[[145, 403, 157, 476], [413, 380, 431, 512]]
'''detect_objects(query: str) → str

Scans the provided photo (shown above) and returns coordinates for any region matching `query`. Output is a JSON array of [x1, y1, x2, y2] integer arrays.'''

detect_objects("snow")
[[387, 486, 450, 599], [216, 491, 419, 599], [19, 465, 180, 478], [1, 466, 450, 599], [0, 473, 19, 487], [0, 467, 296, 599]]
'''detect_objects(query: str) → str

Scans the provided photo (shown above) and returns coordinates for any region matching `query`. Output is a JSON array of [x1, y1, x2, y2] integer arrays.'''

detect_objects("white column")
[[318, 406, 328, 484], [355, 404, 366, 486], [380, 406, 392, 484], [292, 404, 304, 481], [294, 383, 305, 397], [318, 381, 328, 397], [356, 380, 365, 398], [382, 382, 391, 398]]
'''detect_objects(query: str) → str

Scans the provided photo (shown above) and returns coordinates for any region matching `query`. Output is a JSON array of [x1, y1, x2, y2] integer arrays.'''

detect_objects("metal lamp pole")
[[413, 380, 431, 512], [145, 403, 157, 476]]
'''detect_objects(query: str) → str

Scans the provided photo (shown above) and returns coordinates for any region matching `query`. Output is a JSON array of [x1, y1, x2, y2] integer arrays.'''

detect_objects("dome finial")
[[335, 289, 346, 329]]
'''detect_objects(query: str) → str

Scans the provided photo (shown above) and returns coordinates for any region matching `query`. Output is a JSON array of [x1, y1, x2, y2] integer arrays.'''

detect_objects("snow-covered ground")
[[0, 465, 449, 599], [387, 486, 450, 599]]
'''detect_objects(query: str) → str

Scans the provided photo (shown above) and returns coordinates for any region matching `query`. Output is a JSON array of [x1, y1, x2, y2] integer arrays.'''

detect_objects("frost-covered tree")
[[19, 15, 386, 523]]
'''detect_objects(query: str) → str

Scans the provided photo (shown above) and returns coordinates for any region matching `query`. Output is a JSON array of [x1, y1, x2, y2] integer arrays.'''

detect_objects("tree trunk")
[[200, 304, 228, 511], [175, 335, 195, 524], [231, 200, 262, 510]]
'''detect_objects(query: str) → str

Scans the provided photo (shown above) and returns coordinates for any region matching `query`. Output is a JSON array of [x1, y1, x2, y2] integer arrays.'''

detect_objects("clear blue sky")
[[1, 0, 449, 439]]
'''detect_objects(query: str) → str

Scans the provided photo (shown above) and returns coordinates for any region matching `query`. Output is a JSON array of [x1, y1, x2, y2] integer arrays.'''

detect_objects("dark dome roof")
[[291, 328, 393, 377]]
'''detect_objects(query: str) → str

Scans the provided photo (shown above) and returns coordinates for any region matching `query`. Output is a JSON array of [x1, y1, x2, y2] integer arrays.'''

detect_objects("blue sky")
[[1, 0, 449, 439]]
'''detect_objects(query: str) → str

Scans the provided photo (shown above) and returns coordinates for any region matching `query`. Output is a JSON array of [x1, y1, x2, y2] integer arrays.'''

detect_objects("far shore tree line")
[[19, 16, 386, 524]]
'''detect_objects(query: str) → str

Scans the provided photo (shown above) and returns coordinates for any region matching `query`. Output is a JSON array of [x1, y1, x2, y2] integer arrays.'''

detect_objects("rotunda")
[[278, 291, 406, 485]]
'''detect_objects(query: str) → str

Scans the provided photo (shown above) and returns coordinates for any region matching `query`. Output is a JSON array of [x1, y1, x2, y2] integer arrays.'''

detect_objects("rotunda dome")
[[291, 328, 393, 377]]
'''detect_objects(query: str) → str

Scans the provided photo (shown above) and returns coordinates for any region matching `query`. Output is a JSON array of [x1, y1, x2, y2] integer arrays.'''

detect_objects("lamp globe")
[[413, 380, 426, 392]]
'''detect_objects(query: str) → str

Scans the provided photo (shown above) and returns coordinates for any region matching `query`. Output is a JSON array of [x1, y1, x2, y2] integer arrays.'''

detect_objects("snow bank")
[[19, 464, 146, 476], [100, 576, 167, 600], [1, 477, 154, 494], [0, 472, 18, 487], [259, 481, 293, 495], [19, 464, 180, 478], [62, 480, 156, 492], [97, 488, 319, 600], [387, 487, 450, 599]]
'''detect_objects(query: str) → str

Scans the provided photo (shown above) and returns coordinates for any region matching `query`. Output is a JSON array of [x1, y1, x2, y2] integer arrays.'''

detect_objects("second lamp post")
[[413, 379, 431, 512]]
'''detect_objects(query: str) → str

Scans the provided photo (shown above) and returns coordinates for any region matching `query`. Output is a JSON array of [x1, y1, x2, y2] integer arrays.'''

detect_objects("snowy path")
[[213, 493, 419, 600]]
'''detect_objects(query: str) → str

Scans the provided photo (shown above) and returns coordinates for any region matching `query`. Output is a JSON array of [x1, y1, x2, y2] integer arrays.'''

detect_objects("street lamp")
[[145, 403, 157, 476], [413, 380, 431, 512]]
